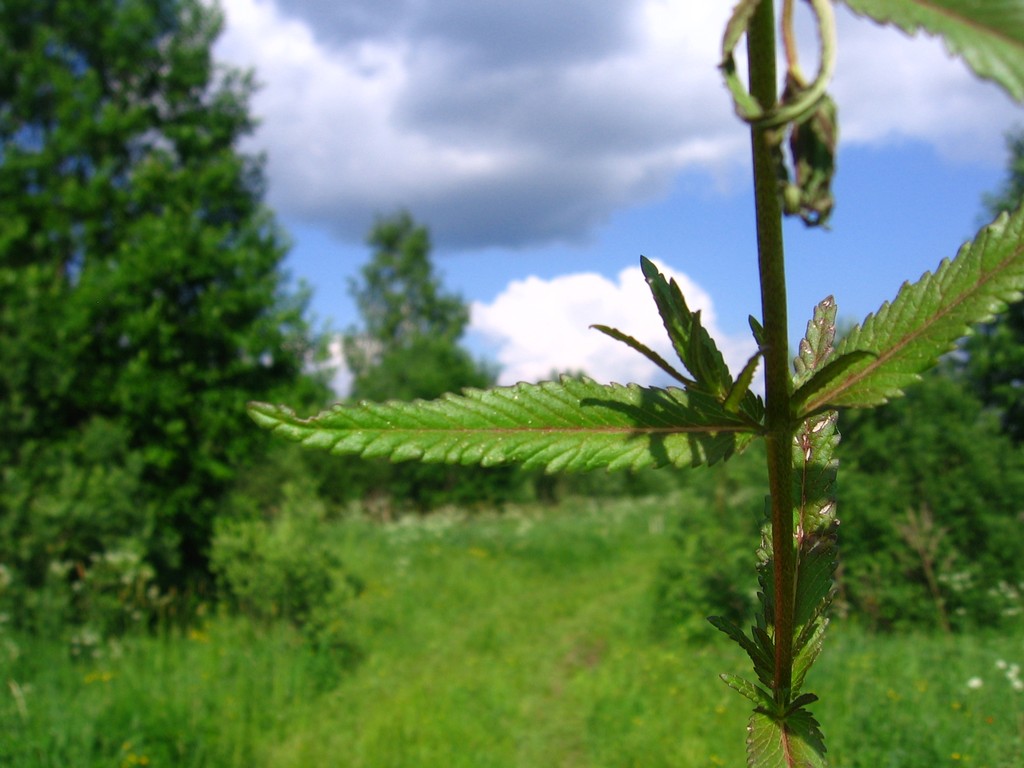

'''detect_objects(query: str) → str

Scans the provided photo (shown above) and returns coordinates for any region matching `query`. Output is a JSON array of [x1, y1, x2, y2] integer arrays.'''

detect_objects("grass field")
[[2, 493, 1021, 766]]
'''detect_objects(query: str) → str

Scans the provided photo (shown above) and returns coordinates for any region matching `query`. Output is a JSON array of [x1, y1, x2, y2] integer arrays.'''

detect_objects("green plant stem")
[[746, 0, 796, 703]]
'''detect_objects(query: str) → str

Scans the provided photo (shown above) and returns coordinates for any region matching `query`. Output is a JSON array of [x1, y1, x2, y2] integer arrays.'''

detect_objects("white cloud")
[[215, 0, 1020, 250], [469, 261, 757, 388], [829, 9, 1020, 162], [324, 336, 352, 396], [214, 0, 747, 247]]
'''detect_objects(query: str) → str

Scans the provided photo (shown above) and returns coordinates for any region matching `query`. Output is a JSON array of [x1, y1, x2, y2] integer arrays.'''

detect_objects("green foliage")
[[346, 212, 470, 364], [0, 418, 165, 637], [343, 211, 486, 403], [651, 518, 757, 642], [4, 503, 1023, 767], [250, 257, 765, 482], [211, 484, 362, 662], [747, 706, 827, 768], [0, 617, 339, 767], [249, 2, 1024, 764], [0, 0, 328, 601], [643, 254, 736, 397], [964, 300, 1024, 442], [706, 300, 840, 766], [982, 128, 1024, 218], [352, 334, 494, 404], [838, 372, 1024, 631], [650, 447, 766, 642], [655, 367, 1024, 636], [962, 127, 1024, 443]]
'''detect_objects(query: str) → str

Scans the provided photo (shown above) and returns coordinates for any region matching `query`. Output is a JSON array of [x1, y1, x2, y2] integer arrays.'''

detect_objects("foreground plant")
[[249, 1, 1024, 764]]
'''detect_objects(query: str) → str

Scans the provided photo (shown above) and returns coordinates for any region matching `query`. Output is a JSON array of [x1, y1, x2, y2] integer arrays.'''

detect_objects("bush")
[[211, 483, 362, 664], [0, 418, 166, 637], [838, 372, 1024, 631], [650, 446, 766, 641]]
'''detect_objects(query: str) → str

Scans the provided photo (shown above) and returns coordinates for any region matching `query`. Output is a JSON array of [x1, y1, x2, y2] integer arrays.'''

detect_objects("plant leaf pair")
[[596, 257, 764, 420], [714, 298, 840, 768], [640, 255, 735, 399], [720, 676, 827, 767], [748, 706, 827, 768]]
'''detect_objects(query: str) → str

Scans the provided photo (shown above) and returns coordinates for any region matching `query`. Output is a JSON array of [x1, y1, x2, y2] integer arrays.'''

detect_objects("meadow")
[[2, 493, 1021, 767]]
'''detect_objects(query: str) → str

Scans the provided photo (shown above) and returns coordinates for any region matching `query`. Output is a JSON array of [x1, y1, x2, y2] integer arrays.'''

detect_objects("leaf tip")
[[640, 255, 658, 279], [246, 401, 294, 430]]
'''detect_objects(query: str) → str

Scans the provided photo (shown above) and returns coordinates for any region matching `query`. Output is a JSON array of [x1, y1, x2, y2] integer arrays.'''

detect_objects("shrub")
[[650, 447, 766, 641], [0, 418, 165, 637], [211, 483, 362, 664], [838, 372, 1024, 631]]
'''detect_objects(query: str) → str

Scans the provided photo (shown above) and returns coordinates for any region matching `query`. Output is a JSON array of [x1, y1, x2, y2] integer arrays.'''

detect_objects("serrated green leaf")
[[793, 543, 836, 630], [641, 256, 733, 398], [752, 624, 777, 661], [792, 619, 828, 696], [788, 307, 841, 704], [793, 611, 828, 660], [839, 0, 1024, 102], [793, 205, 1024, 414], [793, 408, 839, 547], [786, 693, 820, 715], [747, 708, 827, 768], [724, 350, 762, 413], [791, 407, 839, 637], [793, 296, 837, 386], [755, 560, 775, 625], [722, 673, 776, 710], [709, 615, 775, 688], [248, 377, 759, 474], [749, 314, 766, 348], [590, 324, 694, 387], [791, 408, 839, 637], [790, 351, 877, 411]]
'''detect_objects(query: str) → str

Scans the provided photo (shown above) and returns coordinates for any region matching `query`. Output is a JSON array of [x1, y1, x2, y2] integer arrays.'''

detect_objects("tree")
[[964, 129, 1024, 442], [344, 211, 491, 401], [341, 212, 518, 509], [838, 372, 1024, 630], [0, 0, 327, 605]]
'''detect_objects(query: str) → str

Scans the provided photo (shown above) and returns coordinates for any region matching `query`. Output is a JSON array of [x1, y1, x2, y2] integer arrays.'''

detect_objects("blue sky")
[[213, 0, 1021, 392]]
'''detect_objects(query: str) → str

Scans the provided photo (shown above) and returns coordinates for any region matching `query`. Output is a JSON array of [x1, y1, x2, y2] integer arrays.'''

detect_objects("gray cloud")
[[410, 0, 640, 69], [284, 143, 687, 248], [217, 0, 1020, 250], [271, 0, 415, 45], [275, 0, 640, 67]]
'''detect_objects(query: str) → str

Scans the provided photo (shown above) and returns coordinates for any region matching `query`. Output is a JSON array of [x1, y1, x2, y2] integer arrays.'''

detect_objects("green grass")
[[2, 493, 1021, 766]]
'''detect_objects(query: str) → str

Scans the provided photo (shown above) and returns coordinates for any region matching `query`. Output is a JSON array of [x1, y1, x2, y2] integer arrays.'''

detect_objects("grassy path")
[[2, 494, 1021, 766]]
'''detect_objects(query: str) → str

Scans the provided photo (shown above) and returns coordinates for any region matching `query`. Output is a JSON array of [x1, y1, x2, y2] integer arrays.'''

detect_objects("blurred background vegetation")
[[1, 1, 1022, 765]]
